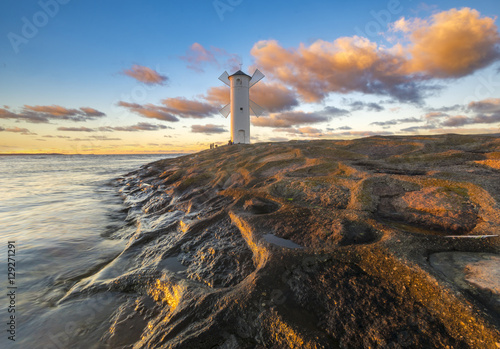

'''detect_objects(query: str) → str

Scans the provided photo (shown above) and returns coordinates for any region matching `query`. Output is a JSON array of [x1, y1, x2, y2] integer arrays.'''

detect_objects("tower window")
[[240, 107, 243, 110]]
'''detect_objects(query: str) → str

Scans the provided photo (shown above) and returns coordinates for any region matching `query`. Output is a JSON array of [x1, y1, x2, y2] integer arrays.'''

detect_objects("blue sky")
[[1, 0, 500, 153]]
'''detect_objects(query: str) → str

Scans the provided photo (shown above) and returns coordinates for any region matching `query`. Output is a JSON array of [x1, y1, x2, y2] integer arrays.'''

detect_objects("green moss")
[[252, 158, 306, 176], [286, 163, 338, 177], [163, 169, 185, 185], [269, 180, 305, 201], [437, 186, 469, 198]]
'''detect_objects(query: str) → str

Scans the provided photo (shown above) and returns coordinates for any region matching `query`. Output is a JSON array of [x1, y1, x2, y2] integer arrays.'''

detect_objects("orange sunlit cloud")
[[117, 98, 218, 122], [122, 65, 168, 85], [0, 126, 36, 135], [1, 105, 106, 123], [275, 126, 324, 136], [180, 43, 240, 72], [468, 98, 500, 113], [117, 102, 179, 122], [251, 8, 500, 103], [204, 82, 299, 113], [251, 111, 330, 128], [404, 8, 500, 77], [161, 97, 218, 118], [191, 124, 227, 134]]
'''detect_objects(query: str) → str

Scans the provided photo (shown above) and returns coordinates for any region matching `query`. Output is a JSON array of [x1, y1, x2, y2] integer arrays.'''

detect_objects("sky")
[[1, 0, 500, 154]]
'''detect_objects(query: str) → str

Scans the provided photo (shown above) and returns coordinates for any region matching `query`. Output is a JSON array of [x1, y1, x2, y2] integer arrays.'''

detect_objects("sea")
[[0, 154, 181, 348]]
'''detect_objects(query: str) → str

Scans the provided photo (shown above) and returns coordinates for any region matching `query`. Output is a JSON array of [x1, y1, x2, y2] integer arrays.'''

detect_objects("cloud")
[[78, 107, 106, 117], [203, 86, 229, 106], [250, 82, 300, 113], [325, 130, 394, 137], [433, 98, 500, 127], [399, 117, 422, 123], [424, 111, 448, 119], [0, 127, 36, 135], [117, 101, 179, 122], [403, 8, 500, 77], [56, 122, 172, 133], [180, 43, 240, 72], [370, 120, 398, 126], [118, 97, 218, 122], [252, 110, 330, 128], [68, 138, 91, 142], [251, 37, 424, 103], [161, 98, 218, 119], [42, 135, 70, 138], [204, 82, 300, 113], [122, 65, 168, 85], [472, 113, 500, 124], [90, 136, 122, 141], [0, 105, 106, 123], [370, 117, 421, 126], [191, 124, 227, 134], [98, 122, 171, 132], [400, 124, 440, 132], [345, 130, 394, 136], [275, 126, 324, 137], [426, 104, 462, 113], [251, 36, 411, 102], [250, 8, 500, 104], [348, 101, 385, 112], [397, 97, 500, 132], [468, 98, 500, 113], [57, 127, 95, 132], [321, 106, 351, 117], [327, 126, 353, 131], [441, 115, 471, 127], [251, 105, 350, 129]]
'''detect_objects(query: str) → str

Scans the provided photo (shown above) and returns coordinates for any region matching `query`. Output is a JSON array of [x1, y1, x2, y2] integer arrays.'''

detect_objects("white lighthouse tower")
[[218, 68, 265, 144]]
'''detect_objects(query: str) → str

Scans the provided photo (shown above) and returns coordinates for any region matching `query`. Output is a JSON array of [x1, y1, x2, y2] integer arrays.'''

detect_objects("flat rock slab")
[[430, 252, 500, 313]]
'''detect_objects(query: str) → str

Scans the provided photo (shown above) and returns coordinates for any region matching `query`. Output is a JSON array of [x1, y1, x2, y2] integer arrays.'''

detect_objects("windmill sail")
[[219, 103, 231, 118], [218, 71, 230, 86], [249, 69, 265, 87], [249, 99, 265, 117]]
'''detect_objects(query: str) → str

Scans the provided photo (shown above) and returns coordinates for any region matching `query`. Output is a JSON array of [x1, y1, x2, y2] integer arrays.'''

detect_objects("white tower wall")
[[229, 75, 251, 144]]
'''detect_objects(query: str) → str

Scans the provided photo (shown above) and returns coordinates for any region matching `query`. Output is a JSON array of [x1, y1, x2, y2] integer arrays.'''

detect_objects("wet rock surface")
[[61, 135, 500, 348]]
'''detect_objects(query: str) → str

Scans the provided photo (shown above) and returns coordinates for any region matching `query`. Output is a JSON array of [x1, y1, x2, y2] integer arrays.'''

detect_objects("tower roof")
[[229, 70, 251, 78]]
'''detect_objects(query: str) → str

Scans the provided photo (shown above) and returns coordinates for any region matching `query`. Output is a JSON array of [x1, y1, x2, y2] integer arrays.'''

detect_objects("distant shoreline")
[[0, 153, 187, 156], [0, 153, 65, 156]]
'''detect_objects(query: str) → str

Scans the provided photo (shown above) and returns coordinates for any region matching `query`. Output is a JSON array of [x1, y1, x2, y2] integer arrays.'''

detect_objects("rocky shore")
[[111, 134, 500, 348]]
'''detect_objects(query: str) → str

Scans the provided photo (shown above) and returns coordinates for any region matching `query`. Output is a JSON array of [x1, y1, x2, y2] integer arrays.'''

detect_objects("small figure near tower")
[[218, 68, 265, 144]]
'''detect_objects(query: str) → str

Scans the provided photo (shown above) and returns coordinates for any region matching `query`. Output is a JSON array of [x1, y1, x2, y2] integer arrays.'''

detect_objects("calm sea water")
[[0, 154, 180, 348]]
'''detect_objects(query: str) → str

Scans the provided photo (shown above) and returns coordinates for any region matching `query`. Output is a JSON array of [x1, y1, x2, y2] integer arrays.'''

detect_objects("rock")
[[243, 197, 280, 214], [106, 135, 500, 348], [430, 252, 500, 314], [391, 186, 478, 233]]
